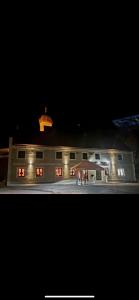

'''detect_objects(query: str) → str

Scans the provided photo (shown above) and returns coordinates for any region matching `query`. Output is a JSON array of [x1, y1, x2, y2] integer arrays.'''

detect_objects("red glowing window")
[[70, 168, 75, 176], [55, 167, 62, 176], [36, 168, 43, 177], [18, 168, 25, 177]]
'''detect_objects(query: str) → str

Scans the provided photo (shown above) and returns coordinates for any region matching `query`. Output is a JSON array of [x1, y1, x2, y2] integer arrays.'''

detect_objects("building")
[[0, 133, 134, 185], [0, 110, 136, 185]]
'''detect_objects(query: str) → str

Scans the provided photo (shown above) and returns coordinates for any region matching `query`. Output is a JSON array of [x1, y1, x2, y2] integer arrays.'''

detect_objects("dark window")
[[36, 168, 43, 176], [96, 170, 102, 180], [118, 154, 123, 160], [100, 161, 109, 166], [18, 151, 25, 158], [55, 167, 62, 176], [95, 153, 100, 160], [56, 152, 62, 159], [36, 151, 43, 159], [82, 153, 87, 160], [18, 168, 25, 177], [70, 152, 75, 159]]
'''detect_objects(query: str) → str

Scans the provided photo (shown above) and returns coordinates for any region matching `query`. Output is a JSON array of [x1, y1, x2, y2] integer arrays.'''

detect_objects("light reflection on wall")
[[88, 155, 94, 162], [27, 151, 35, 180], [110, 152, 116, 177], [63, 154, 69, 178]]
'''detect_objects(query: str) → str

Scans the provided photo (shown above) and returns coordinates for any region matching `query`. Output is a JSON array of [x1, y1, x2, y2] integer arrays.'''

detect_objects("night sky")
[[0, 84, 138, 146], [0, 17, 138, 146]]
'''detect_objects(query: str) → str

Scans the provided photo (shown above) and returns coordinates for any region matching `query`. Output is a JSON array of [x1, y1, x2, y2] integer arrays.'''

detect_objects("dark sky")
[[0, 17, 138, 145]]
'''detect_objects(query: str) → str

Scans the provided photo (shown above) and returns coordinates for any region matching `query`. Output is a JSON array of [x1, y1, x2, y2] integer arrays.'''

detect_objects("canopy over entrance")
[[71, 161, 105, 185], [71, 161, 104, 171]]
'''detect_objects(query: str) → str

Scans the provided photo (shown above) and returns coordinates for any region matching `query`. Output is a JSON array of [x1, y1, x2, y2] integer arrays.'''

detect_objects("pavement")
[[0, 180, 139, 193]]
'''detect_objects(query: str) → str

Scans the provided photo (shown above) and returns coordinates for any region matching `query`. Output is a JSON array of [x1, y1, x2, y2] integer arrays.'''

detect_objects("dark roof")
[[13, 128, 131, 151]]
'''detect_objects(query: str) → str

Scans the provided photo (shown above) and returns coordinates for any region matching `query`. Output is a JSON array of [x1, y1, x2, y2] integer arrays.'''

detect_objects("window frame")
[[70, 168, 76, 176], [36, 151, 44, 159], [117, 168, 125, 176], [17, 150, 26, 159], [117, 153, 123, 161], [36, 167, 44, 177], [55, 151, 63, 160], [82, 152, 88, 160], [69, 152, 76, 160], [17, 168, 25, 177], [95, 153, 100, 160], [55, 167, 63, 176]]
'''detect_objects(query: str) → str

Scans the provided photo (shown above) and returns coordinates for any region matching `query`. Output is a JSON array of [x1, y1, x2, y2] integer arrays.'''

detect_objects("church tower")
[[39, 107, 53, 132]]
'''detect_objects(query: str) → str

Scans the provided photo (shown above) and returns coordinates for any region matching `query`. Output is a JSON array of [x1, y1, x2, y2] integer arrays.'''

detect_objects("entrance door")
[[88, 170, 96, 182], [96, 170, 102, 181]]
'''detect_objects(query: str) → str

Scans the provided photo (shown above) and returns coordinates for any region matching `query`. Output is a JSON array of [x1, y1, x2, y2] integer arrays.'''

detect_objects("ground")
[[0, 180, 139, 193]]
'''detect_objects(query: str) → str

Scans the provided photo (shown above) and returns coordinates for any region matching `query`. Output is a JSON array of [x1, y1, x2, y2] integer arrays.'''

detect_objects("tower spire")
[[39, 106, 53, 132]]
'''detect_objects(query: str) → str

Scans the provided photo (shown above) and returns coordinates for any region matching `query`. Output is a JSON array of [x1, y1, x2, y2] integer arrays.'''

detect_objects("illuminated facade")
[[3, 137, 136, 185]]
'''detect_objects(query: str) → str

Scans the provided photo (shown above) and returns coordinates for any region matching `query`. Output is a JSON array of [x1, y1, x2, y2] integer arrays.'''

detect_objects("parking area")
[[0, 180, 139, 193]]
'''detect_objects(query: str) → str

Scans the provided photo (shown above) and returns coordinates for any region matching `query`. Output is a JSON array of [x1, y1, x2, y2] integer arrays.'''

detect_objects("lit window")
[[95, 153, 100, 160], [117, 168, 125, 176], [82, 153, 87, 160], [56, 152, 62, 159], [55, 167, 62, 176], [70, 168, 75, 176], [36, 168, 43, 177], [36, 151, 43, 159], [18, 168, 25, 177], [18, 151, 25, 158], [70, 152, 76, 159], [118, 154, 123, 160]]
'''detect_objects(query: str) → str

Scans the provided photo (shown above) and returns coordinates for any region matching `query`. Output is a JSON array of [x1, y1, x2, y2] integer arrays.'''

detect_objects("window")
[[82, 153, 87, 160], [70, 168, 75, 176], [56, 152, 62, 159], [55, 167, 62, 176], [95, 153, 100, 160], [117, 168, 125, 176], [100, 161, 109, 166], [70, 152, 76, 160], [18, 151, 25, 158], [36, 168, 43, 177], [118, 154, 123, 160], [36, 151, 43, 159], [18, 168, 25, 177]]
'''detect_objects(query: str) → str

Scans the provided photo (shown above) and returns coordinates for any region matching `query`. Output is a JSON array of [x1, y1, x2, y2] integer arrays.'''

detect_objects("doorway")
[[88, 170, 96, 182]]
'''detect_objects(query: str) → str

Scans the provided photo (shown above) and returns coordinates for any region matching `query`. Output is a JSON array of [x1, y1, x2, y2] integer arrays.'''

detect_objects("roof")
[[39, 115, 53, 123], [71, 161, 105, 171], [12, 128, 131, 151]]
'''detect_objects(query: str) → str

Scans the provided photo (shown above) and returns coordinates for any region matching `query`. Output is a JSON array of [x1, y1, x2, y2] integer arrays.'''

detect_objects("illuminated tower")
[[39, 107, 53, 132]]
